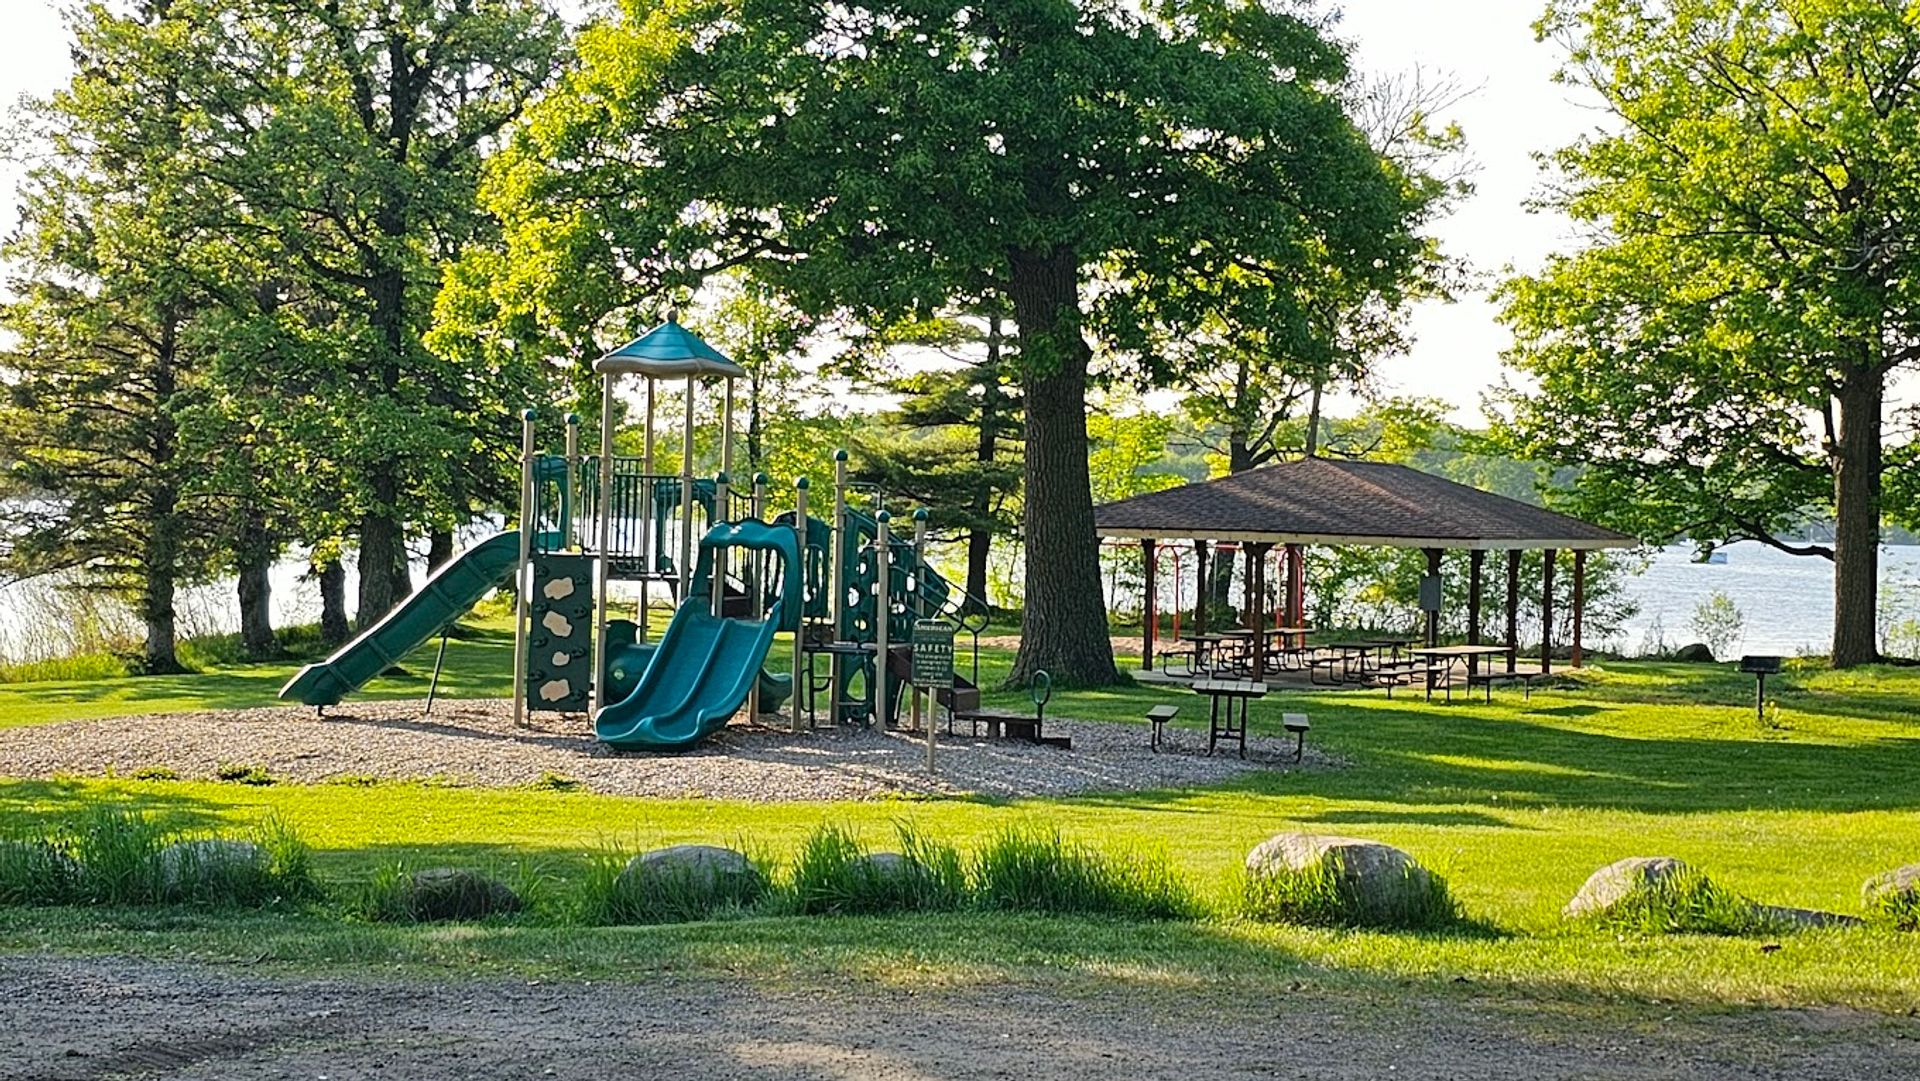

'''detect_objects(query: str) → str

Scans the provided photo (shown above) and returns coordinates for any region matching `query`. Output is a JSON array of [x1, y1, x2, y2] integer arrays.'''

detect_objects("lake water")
[[1606, 541, 1920, 657], [2, 535, 1916, 663]]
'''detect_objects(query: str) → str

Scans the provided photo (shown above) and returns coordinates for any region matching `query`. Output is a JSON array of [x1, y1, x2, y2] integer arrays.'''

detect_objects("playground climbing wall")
[[527, 554, 593, 711]]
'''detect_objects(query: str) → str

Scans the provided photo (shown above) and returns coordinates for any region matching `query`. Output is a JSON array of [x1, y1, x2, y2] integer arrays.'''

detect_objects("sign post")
[[912, 619, 956, 773]]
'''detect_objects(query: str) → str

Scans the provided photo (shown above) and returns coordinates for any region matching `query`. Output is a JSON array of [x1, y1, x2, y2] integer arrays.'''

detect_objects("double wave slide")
[[280, 531, 521, 707], [595, 519, 801, 751]]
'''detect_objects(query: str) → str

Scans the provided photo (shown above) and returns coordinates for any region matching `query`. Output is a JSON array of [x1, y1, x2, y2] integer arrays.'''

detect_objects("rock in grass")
[[1565, 856, 1692, 918], [1752, 904, 1866, 930], [1864, 864, 1920, 930], [617, 845, 764, 915], [403, 868, 522, 921], [156, 839, 267, 896], [1673, 643, 1716, 663], [1243, 833, 1454, 929]]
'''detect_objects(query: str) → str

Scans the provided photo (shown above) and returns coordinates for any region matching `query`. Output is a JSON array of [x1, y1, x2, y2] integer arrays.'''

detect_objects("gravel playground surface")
[[4, 955, 1918, 1081], [0, 699, 1328, 800]]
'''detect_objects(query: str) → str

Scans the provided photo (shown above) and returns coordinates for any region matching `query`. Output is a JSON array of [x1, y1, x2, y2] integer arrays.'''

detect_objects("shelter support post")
[[1541, 548, 1557, 675], [1573, 550, 1587, 668], [1286, 543, 1305, 629], [1142, 539, 1157, 671], [1505, 549, 1520, 675], [1192, 540, 1210, 638], [1423, 547, 1442, 650], [1468, 548, 1485, 677], [1248, 543, 1272, 681], [791, 478, 810, 731]]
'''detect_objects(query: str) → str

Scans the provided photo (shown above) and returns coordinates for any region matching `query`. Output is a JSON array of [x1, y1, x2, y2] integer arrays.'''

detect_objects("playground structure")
[[281, 315, 993, 752]]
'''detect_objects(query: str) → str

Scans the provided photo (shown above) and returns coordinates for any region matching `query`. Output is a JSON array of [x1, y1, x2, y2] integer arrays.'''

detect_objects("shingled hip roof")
[[1093, 457, 1636, 551]]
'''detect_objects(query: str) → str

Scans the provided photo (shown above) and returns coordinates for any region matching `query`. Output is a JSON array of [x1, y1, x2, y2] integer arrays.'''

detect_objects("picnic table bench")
[[1466, 670, 1547, 701]]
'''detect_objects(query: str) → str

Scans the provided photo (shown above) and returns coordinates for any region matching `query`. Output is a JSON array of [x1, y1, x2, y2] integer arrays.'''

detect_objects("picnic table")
[[1313, 640, 1396, 684], [1190, 678, 1266, 758], [1406, 645, 1511, 702]]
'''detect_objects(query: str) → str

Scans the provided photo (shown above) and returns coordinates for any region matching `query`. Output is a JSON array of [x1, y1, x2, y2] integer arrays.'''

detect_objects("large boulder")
[[1673, 643, 1716, 663], [401, 868, 523, 921], [1564, 856, 1692, 918], [616, 844, 766, 918], [1865, 864, 1920, 929], [156, 839, 268, 897], [1244, 833, 1453, 928]]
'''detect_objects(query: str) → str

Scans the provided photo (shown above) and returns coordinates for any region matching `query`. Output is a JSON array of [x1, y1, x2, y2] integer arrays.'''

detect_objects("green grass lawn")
[[2, 623, 1918, 1012]]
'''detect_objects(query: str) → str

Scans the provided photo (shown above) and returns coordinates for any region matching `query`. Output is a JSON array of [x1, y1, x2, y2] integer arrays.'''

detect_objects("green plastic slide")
[[279, 531, 522, 707], [595, 519, 800, 750]]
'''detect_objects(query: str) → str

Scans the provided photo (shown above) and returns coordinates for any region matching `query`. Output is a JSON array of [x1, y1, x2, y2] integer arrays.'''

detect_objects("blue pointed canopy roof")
[[594, 318, 747, 378]]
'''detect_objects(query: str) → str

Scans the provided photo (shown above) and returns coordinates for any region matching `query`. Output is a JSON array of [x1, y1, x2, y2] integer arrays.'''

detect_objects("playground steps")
[[886, 645, 981, 714]]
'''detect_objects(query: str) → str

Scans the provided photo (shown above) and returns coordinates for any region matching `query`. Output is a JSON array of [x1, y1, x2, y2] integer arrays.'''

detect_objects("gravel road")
[[0, 699, 1325, 800], [2, 954, 1916, 1080]]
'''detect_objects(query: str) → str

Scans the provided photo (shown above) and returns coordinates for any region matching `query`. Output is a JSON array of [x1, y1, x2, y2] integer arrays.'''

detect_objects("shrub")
[[1689, 590, 1745, 661], [969, 826, 1191, 920], [784, 824, 966, 916], [1239, 857, 1458, 930], [1571, 865, 1771, 935], [214, 763, 276, 786]]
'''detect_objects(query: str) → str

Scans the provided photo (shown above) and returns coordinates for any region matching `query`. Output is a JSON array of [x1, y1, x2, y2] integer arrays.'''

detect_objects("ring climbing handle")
[[1031, 670, 1052, 709]]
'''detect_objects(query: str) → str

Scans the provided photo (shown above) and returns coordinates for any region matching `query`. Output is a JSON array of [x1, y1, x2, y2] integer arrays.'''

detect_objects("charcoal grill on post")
[[1738, 655, 1783, 723]]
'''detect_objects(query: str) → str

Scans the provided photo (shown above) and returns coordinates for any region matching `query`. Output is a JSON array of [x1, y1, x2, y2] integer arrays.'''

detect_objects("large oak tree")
[[473, 0, 1417, 685]]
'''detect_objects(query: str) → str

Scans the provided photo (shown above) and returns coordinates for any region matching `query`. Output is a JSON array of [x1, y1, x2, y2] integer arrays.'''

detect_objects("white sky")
[[0, 0, 1599, 423]]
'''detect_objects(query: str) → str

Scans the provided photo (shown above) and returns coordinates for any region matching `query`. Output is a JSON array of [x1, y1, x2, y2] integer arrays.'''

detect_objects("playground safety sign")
[[911, 620, 956, 689]]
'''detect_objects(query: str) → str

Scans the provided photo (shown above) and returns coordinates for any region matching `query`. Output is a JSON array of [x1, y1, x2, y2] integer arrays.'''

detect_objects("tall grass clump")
[[0, 838, 81, 904], [1572, 867, 1771, 936], [783, 823, 966, 915], [578, 844, 770, 925], [1239, 858, 1459, 930], [970, 826, 1191, 920], [1866, 885, 1919, 933], [2, 807, 320, 908]]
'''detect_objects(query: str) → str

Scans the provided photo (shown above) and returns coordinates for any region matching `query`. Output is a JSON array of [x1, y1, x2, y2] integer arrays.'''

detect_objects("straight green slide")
[[280, 531, 521, 707], [595, 519, 800, 750]]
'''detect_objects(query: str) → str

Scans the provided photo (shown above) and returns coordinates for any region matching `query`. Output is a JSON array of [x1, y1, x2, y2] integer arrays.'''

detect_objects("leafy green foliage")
[[1, 807, 317, 908]]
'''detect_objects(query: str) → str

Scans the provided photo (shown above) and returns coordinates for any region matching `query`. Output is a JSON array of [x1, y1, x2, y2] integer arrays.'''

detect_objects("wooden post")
[[1141, 539, 1158, 672], [512, 409, 536, 729], [1468, 548, 1485, 677], [1505, 549, 1521, 674], [1286, 543, 1305, 629], [1249, 543, 1271, 681], [1573, 549, 1587, 668], [1541, 548, 1557, 675], [1423, 547, 1442, 650], [1193, 540, 1210, 638], [593, 375, 616, 714]]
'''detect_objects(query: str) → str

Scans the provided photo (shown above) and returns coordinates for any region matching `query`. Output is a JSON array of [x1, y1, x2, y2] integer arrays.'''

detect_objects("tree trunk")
[[139, 315, 184, 675], [318, 557, 350, 645], [1006, 246, 1117, 687], [427, 529, 454, 572], [966, 314, 1006, 607], [237, 505, 278, 659], [355, 503, 406, 631], [139, 512, 181, 674], [1830, 361, 1883, 667]]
